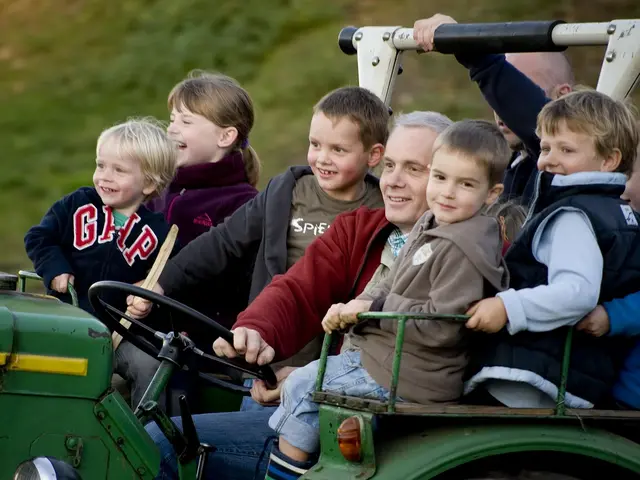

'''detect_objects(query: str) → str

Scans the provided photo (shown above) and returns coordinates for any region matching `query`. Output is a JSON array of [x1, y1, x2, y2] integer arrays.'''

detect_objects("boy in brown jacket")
[[264, 120, 511, 478]]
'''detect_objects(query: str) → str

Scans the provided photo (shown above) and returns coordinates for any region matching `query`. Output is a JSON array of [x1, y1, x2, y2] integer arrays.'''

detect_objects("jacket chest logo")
[[620, 204, 639, 226], [412, 243, 433, 266], [73, 204, 158, 266], [193, 213, 213, 227]]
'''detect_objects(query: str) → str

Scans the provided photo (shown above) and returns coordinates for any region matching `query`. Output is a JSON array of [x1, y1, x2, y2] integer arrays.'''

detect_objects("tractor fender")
[[369, 423, 640, 479]]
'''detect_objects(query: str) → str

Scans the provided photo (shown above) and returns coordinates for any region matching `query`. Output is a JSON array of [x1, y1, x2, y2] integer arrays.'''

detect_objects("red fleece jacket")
[[234, 207, 392, 361]]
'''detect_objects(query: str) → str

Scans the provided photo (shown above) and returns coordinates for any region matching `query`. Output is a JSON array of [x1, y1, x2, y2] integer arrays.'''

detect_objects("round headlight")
[[14, 457, 82, 480]]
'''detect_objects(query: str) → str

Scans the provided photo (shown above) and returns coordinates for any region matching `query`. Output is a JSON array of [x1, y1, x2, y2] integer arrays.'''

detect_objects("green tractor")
[[2, 273, 279, 479], [2, 16, 640, 480]]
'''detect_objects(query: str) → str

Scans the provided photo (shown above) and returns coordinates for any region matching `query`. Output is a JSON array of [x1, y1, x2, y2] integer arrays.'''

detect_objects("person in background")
[[414, 13, 575, 204]]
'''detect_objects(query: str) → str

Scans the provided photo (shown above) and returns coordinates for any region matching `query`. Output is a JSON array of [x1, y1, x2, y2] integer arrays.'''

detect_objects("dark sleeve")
[[234, 213, 355, 360], [158, 185, 268, 295], [24, 197, 74, 290], [455, 53, 550, 157]]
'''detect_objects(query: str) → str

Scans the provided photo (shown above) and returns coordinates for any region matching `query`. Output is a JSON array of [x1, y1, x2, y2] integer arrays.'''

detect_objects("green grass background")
[[1, 0, 638, 272]]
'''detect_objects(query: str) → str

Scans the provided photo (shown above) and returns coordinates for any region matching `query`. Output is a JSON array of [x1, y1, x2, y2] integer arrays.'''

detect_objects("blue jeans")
[[146, 410, 276, 480], [268, 350, 391, 453]]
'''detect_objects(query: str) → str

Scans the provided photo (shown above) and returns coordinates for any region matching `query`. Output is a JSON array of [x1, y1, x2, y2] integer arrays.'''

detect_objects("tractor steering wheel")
[[88, 280, 277, 393]]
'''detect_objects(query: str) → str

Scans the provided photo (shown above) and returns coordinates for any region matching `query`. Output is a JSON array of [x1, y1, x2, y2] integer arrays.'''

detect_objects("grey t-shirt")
[[285, 175, 383, 269], [275, 175, 383, 368]]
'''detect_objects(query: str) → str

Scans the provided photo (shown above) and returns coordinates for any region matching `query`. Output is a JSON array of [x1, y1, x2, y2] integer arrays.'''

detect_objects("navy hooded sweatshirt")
[[25, 187, 171, 315]]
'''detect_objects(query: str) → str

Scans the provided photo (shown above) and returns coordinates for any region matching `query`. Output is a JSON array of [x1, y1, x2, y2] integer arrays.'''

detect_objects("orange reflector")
[[337, 416, 362, 462]]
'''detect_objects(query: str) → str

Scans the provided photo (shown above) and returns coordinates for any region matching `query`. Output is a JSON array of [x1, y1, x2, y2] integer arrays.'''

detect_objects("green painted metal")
[[315, 332, 332, 392], [95, 392, 161, 479], [387, 317, 406, 413], [356, 312, 470, 322], [306, 421, 640, 479], [0, 291, 112, 399], [68, 282, 79, 307], [17, 269, 42, 294], [134, 360, 176, 416], [556, 327, 574, 415], [16, 270, 78, 307], [177, 459, 198, 479], [0, 285, 206, 478], [303, 405, 376, 480], [195, 384, 242, 413], [0, 306, 14, 354], [316, 312, 583, 418], [315, 312, 470, 414], [0, 392, 155, 479]]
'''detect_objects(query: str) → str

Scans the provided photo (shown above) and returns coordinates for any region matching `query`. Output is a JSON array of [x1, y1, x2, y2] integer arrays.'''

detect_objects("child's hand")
[[576, 305, 610, 337], [322, 303, 346, 333], [51, 273, 74, 294], [250, 366, 297, 406], [321, 299, 373, 334], [413, 14, 457, 52], [126, 282, 163, 319], [465, 297, 508, 333]]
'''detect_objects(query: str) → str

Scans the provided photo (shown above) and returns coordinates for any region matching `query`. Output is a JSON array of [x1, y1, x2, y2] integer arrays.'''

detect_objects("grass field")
[[1, 0, 638, 272]]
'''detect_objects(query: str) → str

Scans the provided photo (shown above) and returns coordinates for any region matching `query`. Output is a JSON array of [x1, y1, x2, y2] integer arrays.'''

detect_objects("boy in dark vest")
[[465, 90, 640, 408]]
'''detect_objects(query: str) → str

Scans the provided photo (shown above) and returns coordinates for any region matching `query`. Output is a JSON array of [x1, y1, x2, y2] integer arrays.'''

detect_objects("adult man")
[[414, 14, 575, 204], [146, 110, 453, 480]]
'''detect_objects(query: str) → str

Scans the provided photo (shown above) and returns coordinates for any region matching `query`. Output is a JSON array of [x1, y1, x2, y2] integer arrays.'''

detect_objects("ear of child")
[[485, 183, 504, 206]]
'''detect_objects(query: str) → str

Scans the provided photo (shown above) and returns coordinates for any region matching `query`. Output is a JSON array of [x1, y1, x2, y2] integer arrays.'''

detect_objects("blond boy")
[[465, 90, 640, 409], [25, 118, 177, 409]]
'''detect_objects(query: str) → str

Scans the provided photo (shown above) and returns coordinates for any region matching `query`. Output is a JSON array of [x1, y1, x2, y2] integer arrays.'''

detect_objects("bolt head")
[[606, 51, 616, 62], [383, 32, 391, 41], [607, 24, 616, 34], [355, 32, 363, 41], [372, 56, 380, 66]]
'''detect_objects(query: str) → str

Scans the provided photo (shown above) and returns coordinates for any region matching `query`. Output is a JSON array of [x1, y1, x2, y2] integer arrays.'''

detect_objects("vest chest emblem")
[[412, 243, 433, 266], [620, 204, 638, 226]]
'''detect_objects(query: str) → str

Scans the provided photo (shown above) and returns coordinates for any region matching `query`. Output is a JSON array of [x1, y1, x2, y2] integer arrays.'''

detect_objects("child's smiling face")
[[426, 148, 502, 225], [93, 138, 154, 217]]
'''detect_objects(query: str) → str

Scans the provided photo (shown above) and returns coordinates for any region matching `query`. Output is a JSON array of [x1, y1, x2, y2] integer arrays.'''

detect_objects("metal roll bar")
[[338, 20, 640, 104]]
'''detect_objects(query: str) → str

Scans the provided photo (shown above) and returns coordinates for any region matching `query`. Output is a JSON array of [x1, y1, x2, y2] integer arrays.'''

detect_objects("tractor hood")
[[0, 291, 112, 399]]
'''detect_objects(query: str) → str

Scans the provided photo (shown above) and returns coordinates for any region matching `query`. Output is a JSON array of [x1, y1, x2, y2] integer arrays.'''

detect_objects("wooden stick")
[[112, 224, 179, 351]]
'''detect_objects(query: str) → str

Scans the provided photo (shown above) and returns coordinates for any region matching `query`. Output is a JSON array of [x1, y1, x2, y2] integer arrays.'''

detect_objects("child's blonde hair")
[[432, 119, 512, 185], [484, 200, 528, 244], [97, 117, 177, 199], [537, 89, 639, 175], [168, 71, 260, 187]]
